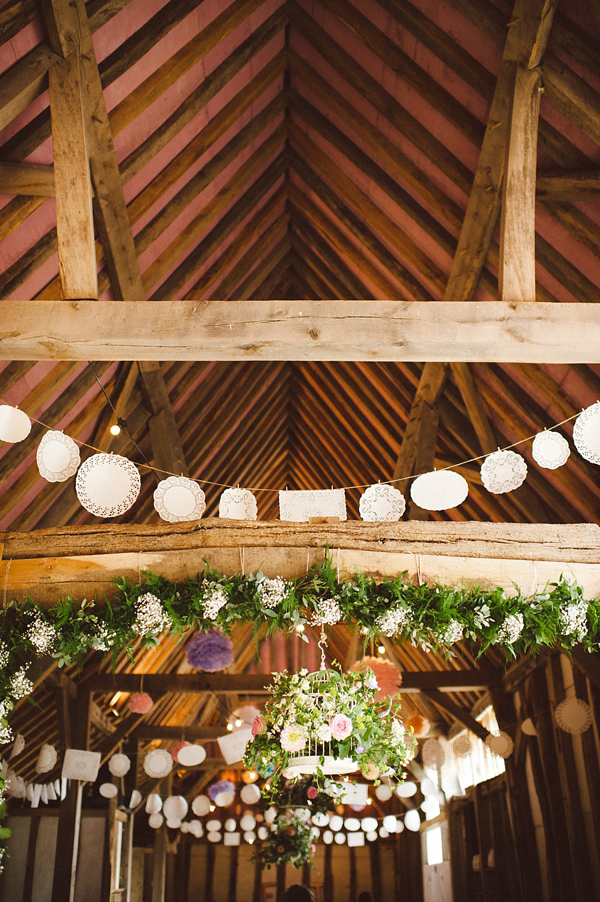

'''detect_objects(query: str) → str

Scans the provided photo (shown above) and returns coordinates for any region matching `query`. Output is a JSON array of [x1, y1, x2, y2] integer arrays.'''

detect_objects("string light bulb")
[[109, 423, 121, 436]]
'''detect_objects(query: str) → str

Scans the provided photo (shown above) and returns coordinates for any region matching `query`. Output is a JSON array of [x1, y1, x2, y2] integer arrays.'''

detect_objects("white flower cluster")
[[376, 607, 410, 637], [25, 615, 57, 655], [391, 719, 406, 746], [560, 600, 588, 641], [201, 583, 228, 620], [440, 619, 464, 646], [0, 723, 13, 744], [0, 641, 9, 669], [258, 577, 290, 609], [10, 667, 33, 700], [495, 612, 524, 644], [132, 593, 171, 636], [310, 597, 342, 626]]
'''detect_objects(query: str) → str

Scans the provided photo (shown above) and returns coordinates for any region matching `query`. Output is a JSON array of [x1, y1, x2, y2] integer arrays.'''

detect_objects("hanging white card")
[[62, 749, 101, 782], [279, 488, 347, 521], [531, 431, 570, 469], [410, 469, 468, 511], [480, 450, 527, 494], [359, 483, 405, 521], [217, 726, 252, 765]]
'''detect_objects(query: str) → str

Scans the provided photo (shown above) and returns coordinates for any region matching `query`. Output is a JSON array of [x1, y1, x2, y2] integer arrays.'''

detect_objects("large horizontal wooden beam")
[[2, 301, 600, 362]]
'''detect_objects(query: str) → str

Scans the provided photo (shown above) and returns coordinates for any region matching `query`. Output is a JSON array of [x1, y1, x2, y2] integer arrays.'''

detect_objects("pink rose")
[[251, 715, 267, 736], [307, 786, 318, 799], [330, 713, 353, 741]]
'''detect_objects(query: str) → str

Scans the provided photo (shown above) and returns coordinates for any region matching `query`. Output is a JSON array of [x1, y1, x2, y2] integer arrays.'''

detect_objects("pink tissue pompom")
[[171, 740, 191, 761], [350, 656, 402, 701], [128, 692, 154, 714]]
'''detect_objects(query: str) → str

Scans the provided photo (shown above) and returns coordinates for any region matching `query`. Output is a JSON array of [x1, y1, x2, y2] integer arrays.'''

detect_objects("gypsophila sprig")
[[310, 597, 342, 626], [200, 582, 229, 620], [495, 613, 524, 645], [257, 576, 291, 609], [132, 593, 171, 637], [25, 614, 57, 655]]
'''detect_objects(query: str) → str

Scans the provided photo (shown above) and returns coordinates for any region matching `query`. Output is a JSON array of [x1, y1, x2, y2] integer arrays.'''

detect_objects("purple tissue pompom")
[[208, 779, 235, 801], [186, 629, 233, 672]]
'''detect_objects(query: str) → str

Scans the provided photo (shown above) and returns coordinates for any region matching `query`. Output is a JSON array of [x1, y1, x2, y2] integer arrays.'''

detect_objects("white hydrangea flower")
[[560, 600, 588, 641], [258, 577, 290, 609], [310, 597, 342, 626], [201, 583, 228, 620], [132, 593, 171, 636], [440, 619, 464, 646], [376, 607, 409, 637], [25, 615, 58, 655], [494, 612, 524, 644], [10, 667, 33, 700]]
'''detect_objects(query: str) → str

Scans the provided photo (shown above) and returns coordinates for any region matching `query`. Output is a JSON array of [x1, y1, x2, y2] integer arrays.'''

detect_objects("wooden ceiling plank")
[[138, 361, 188, 478], [234, 234, 292, 300], [392, 364, 447, 482], [0, 46, 61, 132], [500, 65, 542, 302], [291, 217, 373, 300], [291, 238, 361, 302], [537, 170, 600, 200], [542, 52, 600, 148], [0, 162, 55, 197], [421, 688, 490, 740], [210, 212, 290, 300], [450, 363, 497, 455]]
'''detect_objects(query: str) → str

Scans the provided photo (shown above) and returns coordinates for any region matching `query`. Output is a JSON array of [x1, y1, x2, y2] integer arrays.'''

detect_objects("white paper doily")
[[37, 430, 81, 482], [531, 431, 570, 470], [0, 405, 31, 443], [177, 744, 207, 766], [452, 735, 472, 759], [36, 744, 58, 774], [219, 487, 258, 520], [359, 483, 406, 521], [143, 748, 173, 778], [555, 696, 592, 734], [76, 453, 140, 517], [279, 488, 347, 521], [485, 731, 514, 758], [410, 470, 469, 510], [153, 475, 206, 522], [480, 450, 527, 494], [108, 753, 131, 777], [573, 402, 600, 464], [192, 794, 211, 816], [422, 738, 445, 769]]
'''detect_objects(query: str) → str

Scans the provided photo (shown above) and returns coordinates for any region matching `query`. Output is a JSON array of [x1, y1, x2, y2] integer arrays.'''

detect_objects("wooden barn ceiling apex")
[[1, 0, 600, 532]]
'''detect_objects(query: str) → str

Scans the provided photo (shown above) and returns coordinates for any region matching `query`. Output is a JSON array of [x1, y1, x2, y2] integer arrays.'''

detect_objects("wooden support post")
[[349, 847, 357, 902], [324, 841, 333, 902], [368, 841, 383, 902], [572, 666, 600, 858], [276, 860, 286, 902], [228, 845, 239, 902], [152, 824, 167, 902], [252, 845, 262, 902]]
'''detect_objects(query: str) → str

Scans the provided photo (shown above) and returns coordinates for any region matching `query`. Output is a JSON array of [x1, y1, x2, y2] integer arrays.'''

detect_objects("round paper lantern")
[[573, 402, 600, 464], [405, 714, 430, 738], [153, 476, 206, 522], [323, 830, 334, 844], [480, 450, 527, 494], [240, 813, 256, 831], [36, 743, 58, 774], [240, 783, 261, 805], [395, 781, 417, 798], [366, 831, 378, 842], [520, 717, 537, 736], [214, 790, 235, 808], [334, 832, 346, 845], [344, 817, 360, 831], [422, 738, 445, 769], [378, 827, 389, 839], [149, 813, 164, 829], [359, 483, 406, 521], [244, 831, 256, 844], [145, 793, 163, 815], [532, 431, 570, 469], [395, 820, 405, 834], [189, 820, 203, 838], [129, 790, 142, 809], [350, 657, 402, 701], [555, 697, 592, 734], [108, 753, 131, 777], [361, 762, 380, 781], [180, 822, 190, 834], [219, 487, 258, 520], [186, 630, 234, 672], [241, 769, 258, 784], [166, 818, 182, 829], [229, 705, 261, 731], [206, 819, 222, 832], [163, 795, 188, 820], [312, 812, 329, 827], [410, 470, 468, 510], [99, 783, 118, 798], [374, 784, 393, 802], [208, 831, 222, 844], [177, 744, 207, 766], [404, 809, 421, 832], [128, 692, 153, 714], [0, 405, 31, 443], [171, 740, 190, 762], [257, 826, 269, 841], [224, 818, 237, 832], [143, 749, 173, 778], [37, 430, 80, 481], [362, 817, 377, 832], [208, 779, 235, 802], [420, 778, 438, 798], [329, 814, 344, 832], [191, 794, 211, 816], [383, 815, 397, 832], [485, 731, 514, 759], [76, 453, 140, 517]]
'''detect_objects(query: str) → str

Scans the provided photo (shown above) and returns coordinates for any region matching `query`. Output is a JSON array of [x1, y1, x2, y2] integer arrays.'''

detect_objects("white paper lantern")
[[180, 822, 190, 834], [264, 806, 278, 825], [480, 450, 527, 494], [224, 818, 237, 832], [108, 753, 131, 777], [359, 483, 406, 521], [257, 826, 269, 841], [207, 831, 222, 843], [344, 817, 360, 832], [240, 783, 261, 805], [452, 735, 472, 758], [334, 832, 347, 845], [485, 731, 514, 759], [166, 818, 182, 829], [214, 790, 235, 808], [420, 778, 438, 798], [383, 815, 397, 832], [555, 697, 592, 734], [366, 831, 378, 842], [310, 827, 320, 841], [37, 430, 80, 482], [76, 453, 140, 517], [219, 487, 258, 520], [163, 795, 188, 820], [422, 738, 445, 769], [153, 476, 206, 522], [361, 816, 377, 832], [143, 749, 173, 779], [189, 820, 203, 838], [410, 470, 469, 511], [129, 790, 142, 809], [323, 830, 334, 844], [177, 744, 206, 766], [378, 827, 389, 839], [404, 809, 421, 832], [145, 793, 163, 815], [329, 815, 344, 832], [395, 820, 405, 833], [191, 794, 211, 817], [240, 813, 256, 831], [244, 830, 256, 844], [531, 431, 570, 469], [312, 812, 329, 827], [0, 405, 31, 443], [149, 813, 164, 829], [573, 402, 600, 464], [205, 819, 221, 832], [520, 718, 537, 736], [99, 783, 118, 798], [374, 783, 393, 802], [395, 781, 417, 798]]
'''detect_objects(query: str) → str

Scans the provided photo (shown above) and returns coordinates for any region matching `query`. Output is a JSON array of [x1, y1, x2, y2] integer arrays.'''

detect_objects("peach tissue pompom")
[[350, 656, 402, 701], [128, 692, 154, 714]]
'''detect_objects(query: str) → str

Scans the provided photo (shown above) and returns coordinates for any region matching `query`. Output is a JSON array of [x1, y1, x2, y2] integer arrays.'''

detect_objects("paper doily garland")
[[219, 487, 258, 520], [480, 450, 527, 494], [452, 735, 472, 759], [0, 405, 31, 443], [531, 431, 570, 470], [359, 483, 406, 521], [573, 402, 600, 464], [422, 738, 445, 769], [37, 430, 81, 482], [279, 488, 347, 522], [555, 696, 592, 734], [76, 453, 140, 518], [410, 470, 468, 511], [143, 748, 173, 778], [485, 731, 514, 759], [153, 475, 206, 522]]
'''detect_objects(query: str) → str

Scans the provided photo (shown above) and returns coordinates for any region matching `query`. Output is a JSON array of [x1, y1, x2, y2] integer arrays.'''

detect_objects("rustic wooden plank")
[[537, 170, 600, 201], [137, 361, 188, 477], [210, 214, 290, 300], [500, 65, 542, 302], [450, 363, 496, 454], [0, 162, 55, 196], [5, 300, 600, 362], [0, 46, 60, 132], [542, 51, 600, 148]]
